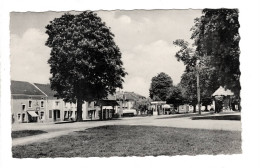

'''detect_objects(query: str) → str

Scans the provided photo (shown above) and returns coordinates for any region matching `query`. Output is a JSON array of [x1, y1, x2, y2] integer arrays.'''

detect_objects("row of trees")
[[46, 9, 240, 121], [149, 9, 240, 112], [177, 9, 240, 108]]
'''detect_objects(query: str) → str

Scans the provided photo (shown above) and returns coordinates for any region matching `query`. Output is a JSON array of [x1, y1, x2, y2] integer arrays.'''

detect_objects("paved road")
[[12, 112, 241, 146]]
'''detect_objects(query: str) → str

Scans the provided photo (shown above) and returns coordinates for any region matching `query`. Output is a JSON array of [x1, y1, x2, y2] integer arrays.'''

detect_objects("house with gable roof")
[[11, 80, 47, 123]]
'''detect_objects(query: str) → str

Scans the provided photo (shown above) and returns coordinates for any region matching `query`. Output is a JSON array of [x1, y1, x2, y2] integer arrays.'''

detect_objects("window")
[[22, 104, 26, 111], [64, 111, 68, 119], [40, 112, 44, 120], [57, 110, 60, 118], [28, 100, 32, 108], [17, 114, 21, 120], [49, 110, 52, 118], [56, 101, 59, 107], [41, 101, 44, 108]]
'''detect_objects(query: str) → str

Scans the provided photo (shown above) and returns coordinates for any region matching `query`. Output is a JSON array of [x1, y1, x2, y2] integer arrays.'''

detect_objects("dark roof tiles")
[[11, 80, 45, 96], [34, 83, 57, 97]]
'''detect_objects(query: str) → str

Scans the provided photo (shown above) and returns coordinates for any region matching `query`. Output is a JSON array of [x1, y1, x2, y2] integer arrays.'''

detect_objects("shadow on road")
[[192, 115, 241, 121], [55, 118, 122, 124], [157, 113, 212, 120]]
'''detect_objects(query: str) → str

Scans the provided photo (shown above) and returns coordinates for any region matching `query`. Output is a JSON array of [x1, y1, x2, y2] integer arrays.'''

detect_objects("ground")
[[12, 130, 47, 139], [12, 112, 241, 157]]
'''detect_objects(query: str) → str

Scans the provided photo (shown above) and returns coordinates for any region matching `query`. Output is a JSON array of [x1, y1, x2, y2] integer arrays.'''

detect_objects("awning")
[[27, 111, 38, 117], [123, 109, 137, 113], [162, 104, 171, 108], [151, 101, 166, 104], [95, 100, 119, 106], [212, 86, 234, 96], [103, 106, 114, 110]]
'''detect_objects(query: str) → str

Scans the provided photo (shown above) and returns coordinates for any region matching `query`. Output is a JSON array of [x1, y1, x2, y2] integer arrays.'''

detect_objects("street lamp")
[[196, 60, 201, 115]]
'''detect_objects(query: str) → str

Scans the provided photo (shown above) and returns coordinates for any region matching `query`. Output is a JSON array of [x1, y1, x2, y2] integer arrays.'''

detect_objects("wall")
[[45, 98, 88, 122], [11, 95, 47, 123]]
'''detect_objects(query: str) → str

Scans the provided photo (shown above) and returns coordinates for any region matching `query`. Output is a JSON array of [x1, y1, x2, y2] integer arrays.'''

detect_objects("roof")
[[105, 94, 116, 100], [95, 100, 119, 106], [11, 80, 45, 96], [212, 86, 234, 96], [34, 83, 57, 97], [116, 91, 146, 101]]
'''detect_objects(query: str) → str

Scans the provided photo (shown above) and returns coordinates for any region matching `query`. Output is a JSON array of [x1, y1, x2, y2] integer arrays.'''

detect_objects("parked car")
[[122, 109, 137, 117]]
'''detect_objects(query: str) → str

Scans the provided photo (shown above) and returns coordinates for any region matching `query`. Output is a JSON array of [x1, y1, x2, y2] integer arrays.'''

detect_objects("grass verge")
[[12, 125, 241, 158], [12, 130, 47, 139]]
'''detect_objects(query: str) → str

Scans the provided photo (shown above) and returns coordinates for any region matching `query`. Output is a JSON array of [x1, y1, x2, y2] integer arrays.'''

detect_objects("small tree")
[[166, 85, 184, 112], [133, 99, 150, 114], [149, 72, 173, 101], [45, 11, 127, 121]]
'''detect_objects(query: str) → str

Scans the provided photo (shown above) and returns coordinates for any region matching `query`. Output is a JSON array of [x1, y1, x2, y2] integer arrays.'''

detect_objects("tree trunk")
[[205, 105, 208, 111], [100, 106, 103, 120], [76, 98, 83, 122], [193, 104, 196, 113]]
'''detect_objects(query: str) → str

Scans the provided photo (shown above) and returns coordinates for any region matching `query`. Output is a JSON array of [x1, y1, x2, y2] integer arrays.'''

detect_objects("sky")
[[10, 10, 202, 97]]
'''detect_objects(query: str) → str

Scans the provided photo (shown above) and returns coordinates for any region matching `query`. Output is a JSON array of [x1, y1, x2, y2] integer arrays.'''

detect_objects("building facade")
[[11, 81, 147, 123], [11, 81, 47, 123], [34, 83, 88, 122]]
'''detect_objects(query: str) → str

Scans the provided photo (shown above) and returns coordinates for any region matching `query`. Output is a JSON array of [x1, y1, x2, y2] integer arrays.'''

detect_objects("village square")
[[10, 9, 241, 157]]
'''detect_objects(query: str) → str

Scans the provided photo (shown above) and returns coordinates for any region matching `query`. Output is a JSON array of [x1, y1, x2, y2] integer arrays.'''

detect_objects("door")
[[53, 110, 60, 121], [53, 110, 57, 121], [22, 113, 25, 123]]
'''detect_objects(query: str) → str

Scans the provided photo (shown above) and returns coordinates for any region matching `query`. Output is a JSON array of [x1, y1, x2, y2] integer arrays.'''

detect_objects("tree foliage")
[[173, 39, 198, 72], [179, 68, 219, 107], [173, 39, 220, 107], [149, 72, 173, 101], [45, 11, 127, 121], [133, 99, 150, 113], [191, 9, 240, 96], [166, 85, 184, 107]]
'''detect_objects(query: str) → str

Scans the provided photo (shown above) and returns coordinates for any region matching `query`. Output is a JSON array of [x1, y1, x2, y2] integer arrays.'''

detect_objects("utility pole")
[[196, 60, 201, 115]]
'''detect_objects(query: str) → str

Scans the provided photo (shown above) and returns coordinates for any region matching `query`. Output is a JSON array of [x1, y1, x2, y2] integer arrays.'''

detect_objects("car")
[[122, 109, 137, 117]]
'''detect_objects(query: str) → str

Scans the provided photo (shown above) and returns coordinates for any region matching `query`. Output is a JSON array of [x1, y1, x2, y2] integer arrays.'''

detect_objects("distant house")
[[178, 104, 189, 113], [115, 91, 146, 116], [85, 94, 118, 120], [116, 91, 146, 109], [11, 80, 47, 123]]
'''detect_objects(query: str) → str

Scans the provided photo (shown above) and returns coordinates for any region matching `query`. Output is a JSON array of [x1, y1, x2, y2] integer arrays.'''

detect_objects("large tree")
[[45, 11, 127, 121], [191, 9, 240, 96], [149, 72, 173, 101]]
